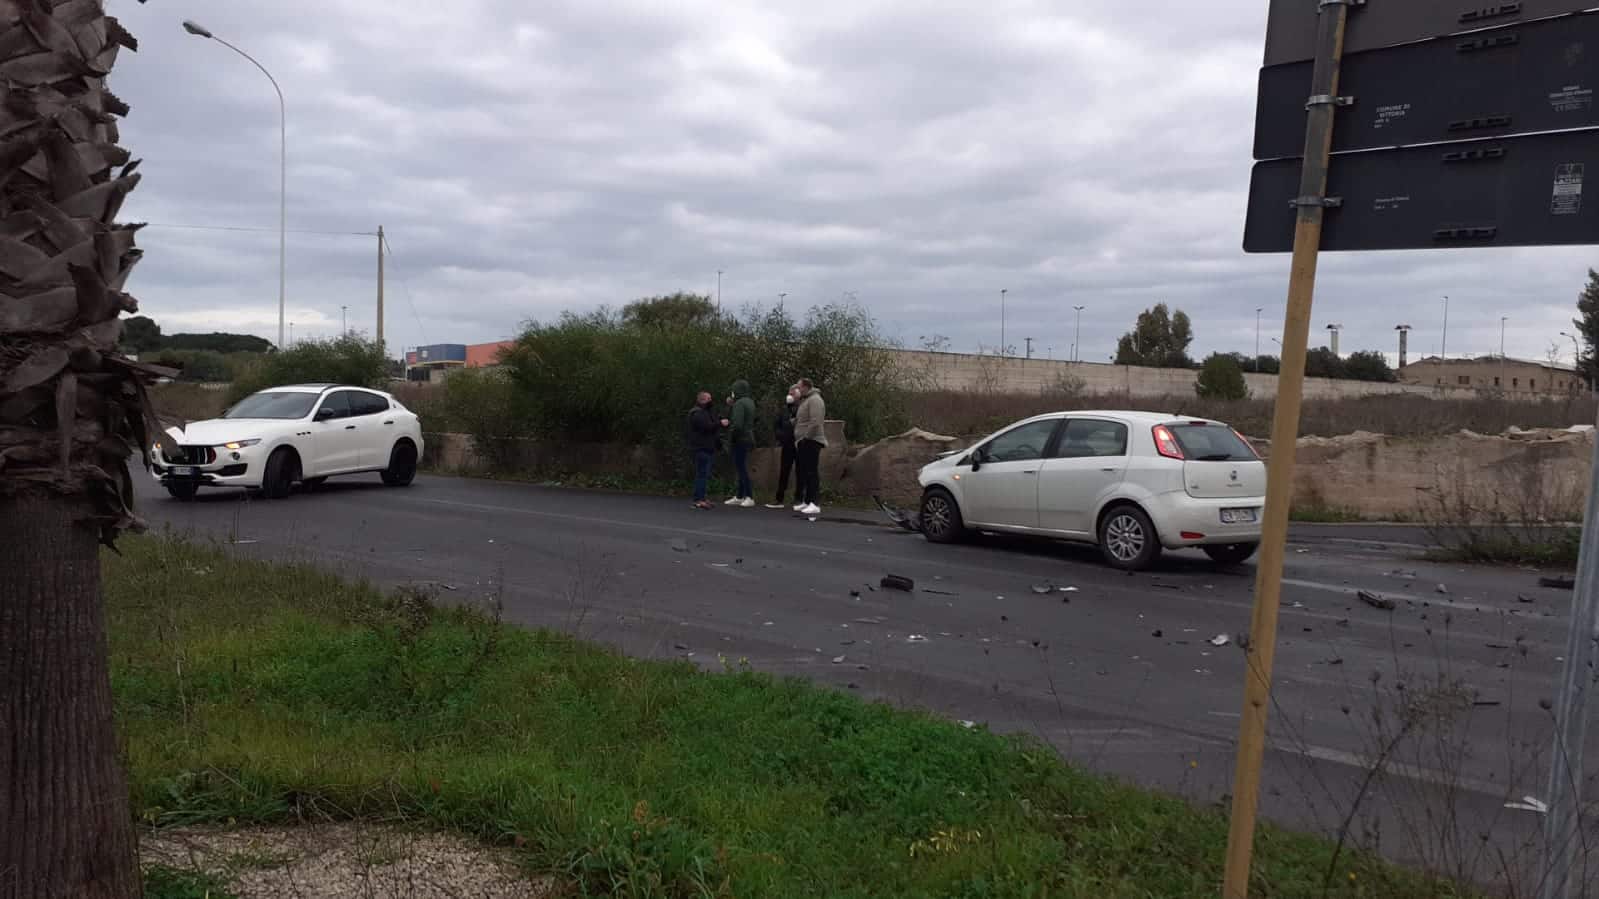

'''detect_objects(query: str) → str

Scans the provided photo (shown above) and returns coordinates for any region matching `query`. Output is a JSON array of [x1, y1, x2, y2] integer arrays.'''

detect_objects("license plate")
[[175, 466, 200, 477], [1221, 508, 1258, 524]]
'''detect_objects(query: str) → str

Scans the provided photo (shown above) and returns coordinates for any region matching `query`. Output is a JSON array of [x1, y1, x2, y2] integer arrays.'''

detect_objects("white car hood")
[[165, 418, 280, 446]]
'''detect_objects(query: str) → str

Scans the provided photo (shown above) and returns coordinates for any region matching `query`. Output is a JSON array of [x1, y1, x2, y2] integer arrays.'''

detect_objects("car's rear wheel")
[[919, 488, 967, 544], [381, 440, 417, 487], [165, 481, 198, 502], [1203, 542, 1259, 566], [1099, 505, 1161, 571], [262, 448, 299, 500]]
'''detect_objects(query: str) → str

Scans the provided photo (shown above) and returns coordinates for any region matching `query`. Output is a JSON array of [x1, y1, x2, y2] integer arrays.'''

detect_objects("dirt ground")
[[142, 823, 554, 899]]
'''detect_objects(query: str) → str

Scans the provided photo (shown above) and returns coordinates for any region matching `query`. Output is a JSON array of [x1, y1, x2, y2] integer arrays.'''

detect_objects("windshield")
[[1169, 423, 1257, 461], [223, 391, 318, 420]]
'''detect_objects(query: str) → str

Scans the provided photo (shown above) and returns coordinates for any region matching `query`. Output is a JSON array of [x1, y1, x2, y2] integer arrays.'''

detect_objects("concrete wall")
[[889, 349, 1483, 400]]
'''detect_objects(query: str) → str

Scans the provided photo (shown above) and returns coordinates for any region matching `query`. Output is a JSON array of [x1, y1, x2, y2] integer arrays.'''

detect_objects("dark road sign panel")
[[1243, 129, 1599, 252], [1256, 12, 1599, 159], [1264, 0, 1599, 66]]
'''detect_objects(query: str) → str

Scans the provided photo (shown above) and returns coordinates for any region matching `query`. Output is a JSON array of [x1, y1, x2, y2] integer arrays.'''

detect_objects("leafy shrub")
[[1196, 353, 1248, 400], [225, 336, 389, 404]]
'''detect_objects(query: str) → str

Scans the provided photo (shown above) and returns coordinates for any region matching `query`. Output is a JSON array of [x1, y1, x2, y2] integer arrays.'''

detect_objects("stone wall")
[[889, 349, 1483, 400]]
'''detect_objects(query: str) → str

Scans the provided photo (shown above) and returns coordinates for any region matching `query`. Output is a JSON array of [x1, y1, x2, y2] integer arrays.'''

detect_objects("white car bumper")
[[149, 443, 267, 489], [1143, 490, 1265, 548]]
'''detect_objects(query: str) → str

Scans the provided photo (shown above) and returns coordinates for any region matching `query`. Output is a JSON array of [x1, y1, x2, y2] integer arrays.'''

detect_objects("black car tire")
[[381, 441, 417, 487], [165, 481, 198, 501], [1098, 505, 1162, 571], [919, 488, 968, 544], [261, 448, 299, 500]]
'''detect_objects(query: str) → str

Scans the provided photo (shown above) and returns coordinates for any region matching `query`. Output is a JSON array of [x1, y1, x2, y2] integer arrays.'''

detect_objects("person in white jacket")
[[791, 378, 827, 515]]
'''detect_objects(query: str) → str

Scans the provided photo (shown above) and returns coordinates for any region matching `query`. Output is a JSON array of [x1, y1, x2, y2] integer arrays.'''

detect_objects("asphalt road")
[[133, 471, 1590, 891]]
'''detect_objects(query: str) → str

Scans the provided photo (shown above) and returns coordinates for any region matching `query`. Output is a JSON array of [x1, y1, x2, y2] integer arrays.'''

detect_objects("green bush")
[[1195, 353, 1248, 401], [493, 300, 908, 465], [226, 336, 390, 404], [145, 349, 253, 383]]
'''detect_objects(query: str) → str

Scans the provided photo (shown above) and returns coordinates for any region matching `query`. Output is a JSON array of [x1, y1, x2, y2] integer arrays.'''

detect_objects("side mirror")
[[314, 407, 336, 421], [970, 447, 987, 471]]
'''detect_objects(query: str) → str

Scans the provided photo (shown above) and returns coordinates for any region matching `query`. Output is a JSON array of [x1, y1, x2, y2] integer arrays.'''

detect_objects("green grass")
[[143, 864, 237, 899], [1289, 504, 1367, 524], [109, 536, 1469, 898], [1424, 528, 1581, 567]]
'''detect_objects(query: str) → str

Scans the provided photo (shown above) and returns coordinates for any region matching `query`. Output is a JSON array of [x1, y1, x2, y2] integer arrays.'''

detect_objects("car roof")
[[1019, 410, 1227, 426], [258, 384, 380, 394]]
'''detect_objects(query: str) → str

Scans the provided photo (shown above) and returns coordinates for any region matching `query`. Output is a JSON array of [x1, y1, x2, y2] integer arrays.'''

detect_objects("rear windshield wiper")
[[1195, 453, 1237, 461]]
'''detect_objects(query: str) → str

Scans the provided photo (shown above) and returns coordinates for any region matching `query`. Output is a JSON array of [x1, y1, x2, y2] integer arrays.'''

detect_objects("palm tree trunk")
[[0, 494, 140, 899]]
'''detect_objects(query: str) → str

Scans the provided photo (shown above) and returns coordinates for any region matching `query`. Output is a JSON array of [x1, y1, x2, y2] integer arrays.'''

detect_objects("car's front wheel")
[[1203, 542, 1259, 566], [1099, 505, 1161, 571], [919, 488, 968, 544], [381, 440, 417, 487], [165, 481, 198, 502], [261, 448, 300, 500]]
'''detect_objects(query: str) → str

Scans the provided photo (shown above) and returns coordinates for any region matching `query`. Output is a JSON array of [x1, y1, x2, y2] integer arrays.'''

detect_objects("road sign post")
[[1222, 1, 1351, 895]]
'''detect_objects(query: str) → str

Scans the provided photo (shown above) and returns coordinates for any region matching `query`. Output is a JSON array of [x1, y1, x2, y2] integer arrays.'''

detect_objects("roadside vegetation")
[[111, 536, 1467, 898], [224, 335, 390, 404]]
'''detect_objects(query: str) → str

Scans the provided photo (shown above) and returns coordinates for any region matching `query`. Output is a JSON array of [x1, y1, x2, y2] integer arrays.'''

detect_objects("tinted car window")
[[981, 420, 1059, 463], [350, 392, 389, 416], [1054, 419, 1128, 458], [1170, 424, 1257, 461], [316, 391, 353, 420], [224, 391, 317, 420]]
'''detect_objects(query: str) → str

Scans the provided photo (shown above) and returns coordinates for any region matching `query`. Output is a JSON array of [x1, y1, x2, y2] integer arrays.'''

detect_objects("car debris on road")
[[881, 575, 915, 592], [874, 496, 922, 533], [1356, 590, 1396, 611]]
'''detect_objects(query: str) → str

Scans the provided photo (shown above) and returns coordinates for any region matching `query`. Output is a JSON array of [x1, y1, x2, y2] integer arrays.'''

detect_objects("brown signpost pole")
[[1222, 1, 1352, 895]]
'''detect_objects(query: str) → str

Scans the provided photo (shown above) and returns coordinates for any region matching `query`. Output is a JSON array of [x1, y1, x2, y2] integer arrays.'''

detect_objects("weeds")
[[1417, 455, 1584, 566], [106, 535, 1452, 898], [142, 864, 237, 899]]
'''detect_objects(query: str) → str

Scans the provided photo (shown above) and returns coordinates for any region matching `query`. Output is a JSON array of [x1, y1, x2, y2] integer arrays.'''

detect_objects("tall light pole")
[[999, 289, 1007, 357], [1073, 305, 1085, 363], [1255, 307, 1263, 363], [341, 305, 347, 336], [1440, 295, 1450, 360], [1500, 316, 1509, 359], [716, 270, 722, 312], [184, 20, 287, 350], [1563, 330, 1582, 366]]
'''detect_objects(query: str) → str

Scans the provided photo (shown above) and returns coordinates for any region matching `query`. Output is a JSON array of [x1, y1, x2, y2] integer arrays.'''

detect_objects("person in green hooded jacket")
[[724, 379, 757, 506]]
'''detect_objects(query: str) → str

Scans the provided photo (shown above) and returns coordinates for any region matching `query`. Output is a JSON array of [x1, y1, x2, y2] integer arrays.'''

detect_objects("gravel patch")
[[142, 823, 554, 898]]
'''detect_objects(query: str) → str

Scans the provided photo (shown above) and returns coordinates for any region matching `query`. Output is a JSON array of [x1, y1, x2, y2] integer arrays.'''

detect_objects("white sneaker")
[[739, 497, 755, 508], [800, 503, 821, 516], [724, 496, 742, 505], [793, 503, 807, 512]]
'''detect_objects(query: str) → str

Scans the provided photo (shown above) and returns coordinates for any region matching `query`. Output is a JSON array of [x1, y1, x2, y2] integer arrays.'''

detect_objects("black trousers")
[[796, 439, 823, 505], [774, 442, 797, 503]]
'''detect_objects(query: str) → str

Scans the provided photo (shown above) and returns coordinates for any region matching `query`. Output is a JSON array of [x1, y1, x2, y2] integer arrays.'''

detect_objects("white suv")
[[916, 411, 1265, 570], [151, 384, 425, 500]]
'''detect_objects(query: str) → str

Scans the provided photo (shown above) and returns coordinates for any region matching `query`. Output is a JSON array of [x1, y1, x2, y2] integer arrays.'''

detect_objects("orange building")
[[465, 340, 514, 368]]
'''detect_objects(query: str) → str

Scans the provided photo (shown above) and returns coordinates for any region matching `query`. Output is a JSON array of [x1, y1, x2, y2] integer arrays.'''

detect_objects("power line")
[[378, 232, 430, 350], [140, 222, 378, 237]]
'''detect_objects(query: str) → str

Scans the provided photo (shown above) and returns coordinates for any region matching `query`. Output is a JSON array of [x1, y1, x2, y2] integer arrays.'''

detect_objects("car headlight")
[[222, 439, 261, 450]]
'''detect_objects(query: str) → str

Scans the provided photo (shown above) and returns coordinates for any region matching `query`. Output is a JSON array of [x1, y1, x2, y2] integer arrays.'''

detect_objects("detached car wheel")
[[919, 488, 967, 544], [165, 481, 198, 502], [1099, 505, 1161, 571], [1203, 542, 1259, 566]]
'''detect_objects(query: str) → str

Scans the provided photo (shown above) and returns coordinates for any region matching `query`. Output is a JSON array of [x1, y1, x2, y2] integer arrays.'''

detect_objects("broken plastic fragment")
[[1209, 634, 1230, 647], [1505, 796, 1549, 813]]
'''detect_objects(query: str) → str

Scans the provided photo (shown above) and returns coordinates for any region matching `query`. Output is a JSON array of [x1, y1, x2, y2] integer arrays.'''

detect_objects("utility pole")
[[999, 289, 1007, 357], [1395, 324, 1411, 369], [376, 225, 385, 349], [1222, 0, 1350, 894], [717, 270, 723, 311], [1441, 295, 1450, 359], [1073, 305, 1085, 363], [1256, 307, 1264, 364], [341, 305, 347, 336], [1024, 337, 1034, 359], [1501, 316, 1508, 359]]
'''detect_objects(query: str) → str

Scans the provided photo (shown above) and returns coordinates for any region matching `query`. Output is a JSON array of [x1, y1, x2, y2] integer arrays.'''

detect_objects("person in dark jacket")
[[685, 391, 727, 510], [766, 385, 799, 509], [725, 379, 757, 506]]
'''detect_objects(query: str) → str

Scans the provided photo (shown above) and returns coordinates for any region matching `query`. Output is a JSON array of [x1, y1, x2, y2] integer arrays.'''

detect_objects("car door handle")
[[345, 425, 357, 430], [1100, 467, 1117, 472], [1021, 469, 1038, 475], [383, 419, 394, 425]]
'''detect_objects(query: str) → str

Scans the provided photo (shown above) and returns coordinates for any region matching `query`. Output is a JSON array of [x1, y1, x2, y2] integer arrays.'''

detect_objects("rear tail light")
[[1152, 425, 1185, 460]]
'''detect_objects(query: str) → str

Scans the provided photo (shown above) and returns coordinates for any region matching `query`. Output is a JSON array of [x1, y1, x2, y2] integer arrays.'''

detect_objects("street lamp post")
[[1072, 305, 1085, 363], [999, 289, 1007, 357], [184, 20, 287, 350], [341, 305, 347, 336], [1255, 307, 1263, 364], [1441, 295, 1450, 360], [1501, 316, 1509, 358], [716, 270, 722, 312]]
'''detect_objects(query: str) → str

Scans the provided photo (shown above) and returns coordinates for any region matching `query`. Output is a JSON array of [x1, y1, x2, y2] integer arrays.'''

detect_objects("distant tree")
[[122, 314, 162, 352], [1575, 269, 1599, 388], [1243, 354, 1280, 374], [1343, 349, 1397, 382], [1114, 303, 1194, 368], [225, 335, 389, 404], [1304, 346, 1345, 379], [162, 331, 273, 353], [1195, 353, 1249, 400], [621, 292, 721, 330]]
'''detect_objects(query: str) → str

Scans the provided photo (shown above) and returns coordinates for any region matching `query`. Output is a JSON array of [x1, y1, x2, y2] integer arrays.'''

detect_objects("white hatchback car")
[[916, 411, 1265, 570], [151, 384, 424, 500]]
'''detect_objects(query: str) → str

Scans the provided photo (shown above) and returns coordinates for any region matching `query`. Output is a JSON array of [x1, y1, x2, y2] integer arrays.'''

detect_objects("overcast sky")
[[111, 0, 1595, 365]]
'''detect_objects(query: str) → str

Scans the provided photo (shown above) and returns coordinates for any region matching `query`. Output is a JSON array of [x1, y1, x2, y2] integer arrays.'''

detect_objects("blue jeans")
[[692, 449, 714, 502], [732, 442, 753, 499]]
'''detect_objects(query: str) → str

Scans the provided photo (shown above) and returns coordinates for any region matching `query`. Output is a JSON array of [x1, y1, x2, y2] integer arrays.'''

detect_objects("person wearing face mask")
[[685, 390, 728, 510], [766, 385, 800, 509]]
